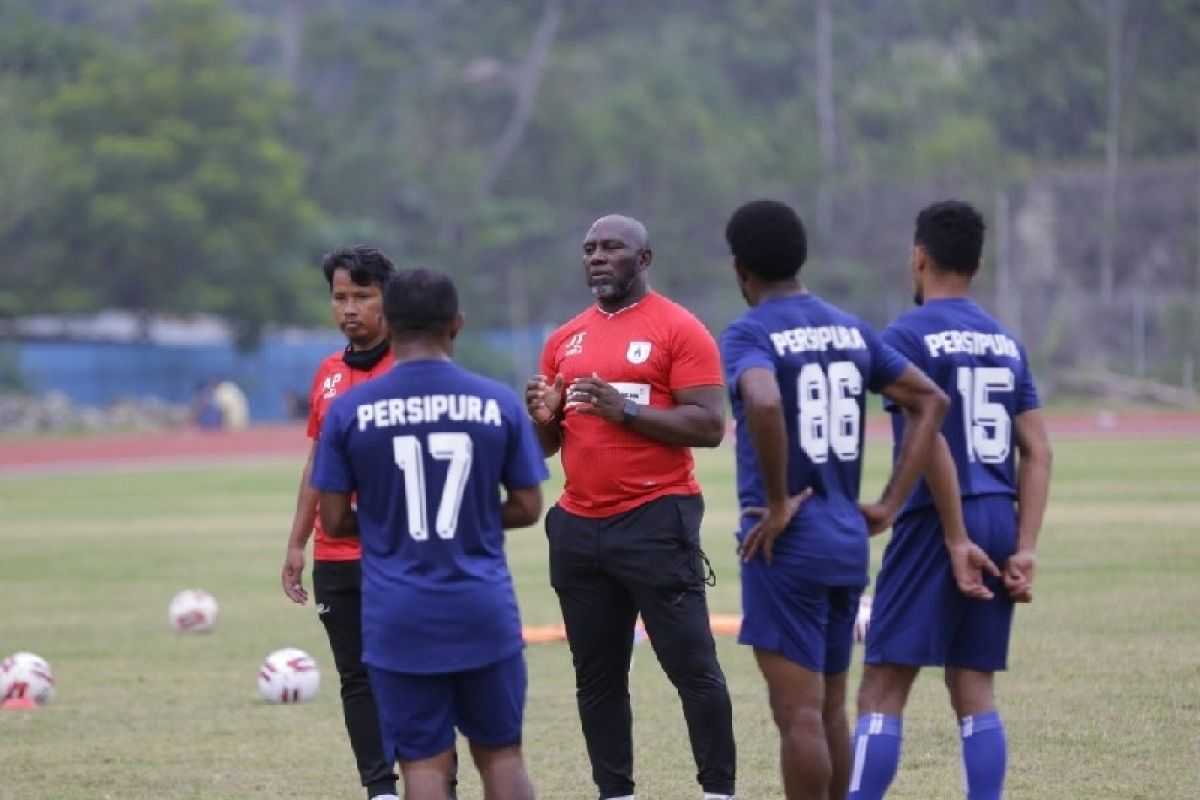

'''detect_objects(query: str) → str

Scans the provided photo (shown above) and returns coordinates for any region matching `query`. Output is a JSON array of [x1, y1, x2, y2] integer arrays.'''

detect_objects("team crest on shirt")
[[626, 341, 651, 364]]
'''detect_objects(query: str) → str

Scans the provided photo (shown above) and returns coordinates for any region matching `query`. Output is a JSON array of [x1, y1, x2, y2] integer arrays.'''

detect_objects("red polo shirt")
[[307, 349, 394, 560], [540, 291, 723, 517]]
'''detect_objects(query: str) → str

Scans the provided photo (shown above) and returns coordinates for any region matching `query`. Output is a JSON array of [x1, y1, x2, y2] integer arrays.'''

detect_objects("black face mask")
[[342, 339, 390, 371]]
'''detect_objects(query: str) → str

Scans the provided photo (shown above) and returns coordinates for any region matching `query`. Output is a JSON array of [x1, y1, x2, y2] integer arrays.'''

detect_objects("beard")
[[590, 270, 638, 302]]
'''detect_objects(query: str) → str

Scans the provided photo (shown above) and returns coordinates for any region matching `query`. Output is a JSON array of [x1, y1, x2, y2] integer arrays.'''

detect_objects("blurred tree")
[[28, 0, 320, 346], [0, 0, 1197, 381]]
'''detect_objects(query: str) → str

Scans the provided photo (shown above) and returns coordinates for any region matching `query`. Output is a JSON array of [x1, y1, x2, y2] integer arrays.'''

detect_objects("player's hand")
[[739, 488, 814, 565], [949, 541, 1001, 600], [525, 373, 564, 424], [282, 546, 309, 604], [859, 501, 897, 536], [568, 373, 623, 422], [1003, 550, 1036, 602]]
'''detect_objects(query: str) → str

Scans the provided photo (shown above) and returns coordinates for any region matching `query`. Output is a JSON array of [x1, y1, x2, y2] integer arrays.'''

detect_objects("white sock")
[[371, 795, 400, 800], [606, 795, 636, 800], [704, 794, 734, 800]]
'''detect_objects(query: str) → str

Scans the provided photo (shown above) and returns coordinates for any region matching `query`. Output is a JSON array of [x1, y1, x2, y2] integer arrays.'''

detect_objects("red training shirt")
[[306, 349, 394, 560], [540, 291, 723, 517]]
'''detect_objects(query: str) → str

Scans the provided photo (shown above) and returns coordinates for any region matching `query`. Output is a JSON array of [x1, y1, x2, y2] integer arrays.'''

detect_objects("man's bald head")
[[586, 214, 650, 250]]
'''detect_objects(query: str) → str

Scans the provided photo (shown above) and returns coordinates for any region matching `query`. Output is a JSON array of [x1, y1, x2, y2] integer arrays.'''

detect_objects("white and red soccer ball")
[[257, 647, 320, 704], [168, 589, 219, 633], [1, 651, 55, 705]]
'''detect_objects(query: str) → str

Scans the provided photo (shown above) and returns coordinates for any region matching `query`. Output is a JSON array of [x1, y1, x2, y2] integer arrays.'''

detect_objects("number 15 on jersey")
[[956, 366, 1013, 464]]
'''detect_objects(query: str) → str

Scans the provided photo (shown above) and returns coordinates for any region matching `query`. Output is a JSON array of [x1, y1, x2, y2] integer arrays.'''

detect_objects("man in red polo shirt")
[[280, 246, 400, 800], [525, 215, 736, 800]]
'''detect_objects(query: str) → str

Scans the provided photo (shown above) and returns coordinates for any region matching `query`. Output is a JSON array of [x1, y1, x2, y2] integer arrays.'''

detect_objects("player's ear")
[[638, 246, 652, 269], [910, 244, 926, 274], [448, 311, 466, 340]]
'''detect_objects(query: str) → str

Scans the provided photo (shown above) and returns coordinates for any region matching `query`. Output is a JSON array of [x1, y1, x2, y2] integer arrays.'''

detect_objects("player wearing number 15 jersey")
[[313, 269, 548, 800], [851, 201, 1053, 800], [720, 200, 950, 800]]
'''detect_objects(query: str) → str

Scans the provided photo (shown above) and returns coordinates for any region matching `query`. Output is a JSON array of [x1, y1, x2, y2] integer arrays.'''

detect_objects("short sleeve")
[[865, 324, 911, 395], [877, 323, 920, 411], [305, 365, 325, 439], [1015, 344, 1042, 414], [880, 323, 926, 372], [539, 330, 561, 380], [719, 319, 775, 400], [310, 399, 354, 493], [668, 312, 723, 389], [503, 395, 551, 490]]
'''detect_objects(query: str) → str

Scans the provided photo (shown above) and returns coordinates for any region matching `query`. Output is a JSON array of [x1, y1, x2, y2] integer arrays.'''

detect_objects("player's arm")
[[501, 485, 543, 529], [569, 378, 725, 447], [865, 364, 950, 533], [736, 367, 812, 564], [926, 433, 999, 598], [317, 490, 358, 539], [281, 440, 319, 604], [638, 384, 725, 447], [1006, 407, 1053, 601]]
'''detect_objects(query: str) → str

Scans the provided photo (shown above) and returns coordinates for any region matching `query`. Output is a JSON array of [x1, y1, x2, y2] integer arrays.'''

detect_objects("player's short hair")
[[322, 246, 396, 289], [385, 268, 458, 338], [725, 199, 808, 281], [914, 200, 985, 277]]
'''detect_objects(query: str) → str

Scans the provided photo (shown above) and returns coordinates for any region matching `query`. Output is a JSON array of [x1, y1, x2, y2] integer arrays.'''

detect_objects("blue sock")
[[960, 711, 1006, 800], [849, 713, 903, 800]]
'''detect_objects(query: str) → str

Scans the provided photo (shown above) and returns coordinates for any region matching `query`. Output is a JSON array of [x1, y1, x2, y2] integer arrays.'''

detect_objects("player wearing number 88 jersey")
[[721, 200, 950, 800], [312, 269, 548, 800], [851, 201, 1053, 800]]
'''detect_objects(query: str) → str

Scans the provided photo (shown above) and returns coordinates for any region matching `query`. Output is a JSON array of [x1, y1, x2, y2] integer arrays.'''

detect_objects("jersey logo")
[[626, 341, 651, 364], [321, 373, 343, 400], [564, 331, 586, 357]]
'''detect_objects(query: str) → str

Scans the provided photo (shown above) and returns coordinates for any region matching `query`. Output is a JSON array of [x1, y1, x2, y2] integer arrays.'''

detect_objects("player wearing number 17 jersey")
[[313, 269, 548, 800], [720, 200, 950, 800], [851, 201, 1053, 800]]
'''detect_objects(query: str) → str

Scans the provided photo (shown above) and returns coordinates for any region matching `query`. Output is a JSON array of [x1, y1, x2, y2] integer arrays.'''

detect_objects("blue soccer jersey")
[[721, 294, 909, 586], [311, 359, 549, 674], [882, 298, 1040, 520]]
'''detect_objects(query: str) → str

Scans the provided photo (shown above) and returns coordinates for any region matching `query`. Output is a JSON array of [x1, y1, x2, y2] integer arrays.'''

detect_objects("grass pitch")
[[1, 430, 1198, 799]]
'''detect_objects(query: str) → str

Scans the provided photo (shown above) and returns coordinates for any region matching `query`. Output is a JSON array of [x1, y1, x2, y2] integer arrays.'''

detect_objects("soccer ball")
[[257, 648, 320, 704], [168, 589, 219, 633], [853, 595, 873, 644], [1, 651, 55, 705]]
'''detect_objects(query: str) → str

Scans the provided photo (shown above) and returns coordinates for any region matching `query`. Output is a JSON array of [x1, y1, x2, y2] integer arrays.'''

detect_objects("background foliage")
[[1, 0, 1198, 382]]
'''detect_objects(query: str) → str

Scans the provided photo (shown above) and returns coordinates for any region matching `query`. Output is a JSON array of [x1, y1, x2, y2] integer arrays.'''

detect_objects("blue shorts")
[[368, 651, 527, 762], [739, 558, 861, 674], [865, 495, 1017, 671]]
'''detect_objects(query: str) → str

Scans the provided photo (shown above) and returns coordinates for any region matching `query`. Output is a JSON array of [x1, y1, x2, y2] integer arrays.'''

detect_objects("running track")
[[2, 411, 1198, 476]]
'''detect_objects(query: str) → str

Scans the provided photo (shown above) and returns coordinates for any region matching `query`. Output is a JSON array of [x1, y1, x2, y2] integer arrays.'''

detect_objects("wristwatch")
[[621, 398, 640, 425]]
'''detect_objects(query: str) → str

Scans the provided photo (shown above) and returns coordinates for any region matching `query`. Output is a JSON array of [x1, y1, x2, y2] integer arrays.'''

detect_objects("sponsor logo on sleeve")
[[321, 373, 343, 400]]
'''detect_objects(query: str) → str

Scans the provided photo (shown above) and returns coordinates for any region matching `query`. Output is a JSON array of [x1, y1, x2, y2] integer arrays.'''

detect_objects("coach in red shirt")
[[526, 215, 736, 800], [280, 246, 401, 800]]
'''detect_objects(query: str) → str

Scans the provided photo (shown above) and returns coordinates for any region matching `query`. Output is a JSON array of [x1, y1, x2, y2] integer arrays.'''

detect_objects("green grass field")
[[1, 432, 1198, 800]]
